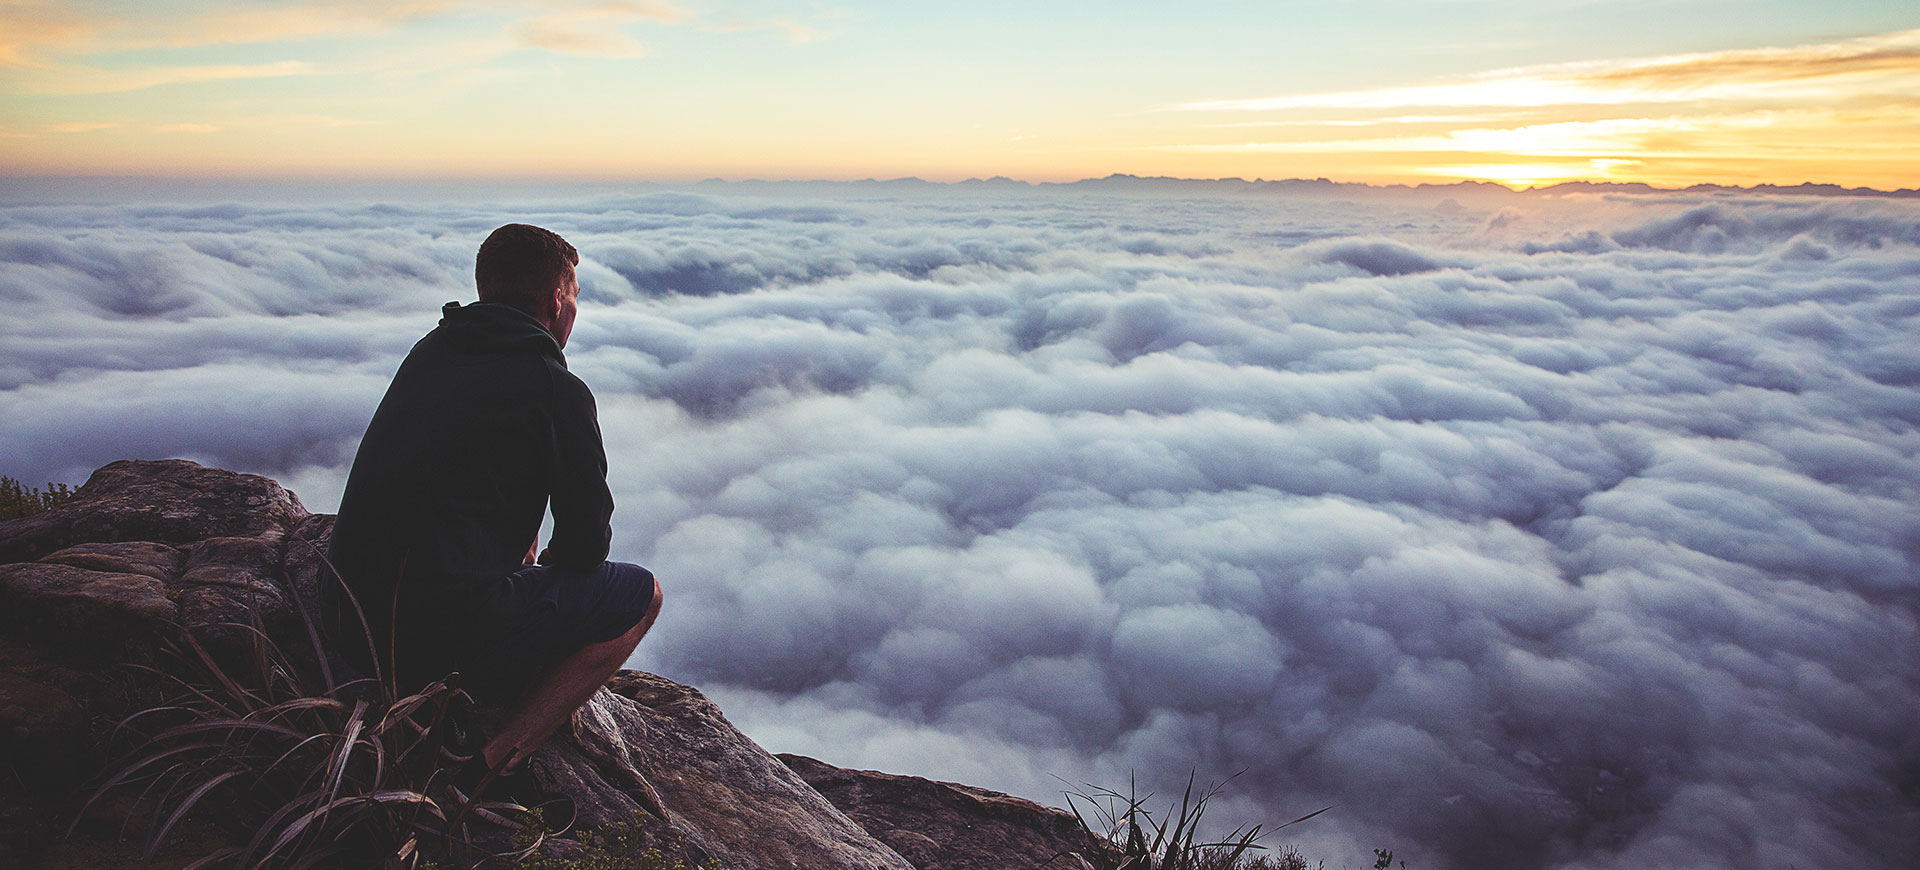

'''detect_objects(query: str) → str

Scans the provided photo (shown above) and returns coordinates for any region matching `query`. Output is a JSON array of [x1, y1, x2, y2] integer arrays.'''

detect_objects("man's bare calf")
[[482, 579, 664, 772]]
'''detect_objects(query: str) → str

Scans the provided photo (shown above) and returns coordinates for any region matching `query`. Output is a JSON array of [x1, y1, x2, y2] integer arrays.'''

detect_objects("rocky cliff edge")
[[0, 459, 1103, 869]]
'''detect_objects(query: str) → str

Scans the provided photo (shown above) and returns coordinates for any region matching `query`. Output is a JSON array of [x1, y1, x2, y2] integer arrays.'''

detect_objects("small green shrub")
[[0, 475, 73, 520]]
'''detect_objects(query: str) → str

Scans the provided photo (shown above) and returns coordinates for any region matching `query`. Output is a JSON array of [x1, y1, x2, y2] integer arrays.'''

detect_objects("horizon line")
[[3, 171, 1916, 199]]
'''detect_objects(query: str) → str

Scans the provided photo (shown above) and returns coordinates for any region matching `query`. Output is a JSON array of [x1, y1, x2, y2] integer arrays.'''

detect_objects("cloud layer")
[[2, 185, 1917, 868]]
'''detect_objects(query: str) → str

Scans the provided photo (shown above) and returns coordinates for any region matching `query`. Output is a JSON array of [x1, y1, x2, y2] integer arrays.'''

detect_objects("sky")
[[2, 182, 1917, 869], [1, 1, 1918, 187]]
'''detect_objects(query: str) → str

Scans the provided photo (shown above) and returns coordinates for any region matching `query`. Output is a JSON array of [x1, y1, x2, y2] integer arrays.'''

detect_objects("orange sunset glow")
[[0, 3, 1914, 188]]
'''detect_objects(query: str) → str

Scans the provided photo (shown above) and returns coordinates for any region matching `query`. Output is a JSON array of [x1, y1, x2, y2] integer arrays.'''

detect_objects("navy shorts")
[[460, 560, 658, 704]]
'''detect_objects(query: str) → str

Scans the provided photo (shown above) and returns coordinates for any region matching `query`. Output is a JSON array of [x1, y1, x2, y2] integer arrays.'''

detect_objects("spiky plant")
[[69, 530, 546, 868], [1055, 771, 1329, 870]]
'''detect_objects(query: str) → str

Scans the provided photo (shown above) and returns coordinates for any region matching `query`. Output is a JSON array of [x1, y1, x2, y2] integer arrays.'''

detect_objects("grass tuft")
[[68, 526, 545, 868], [1054, 770, 1330, 870]]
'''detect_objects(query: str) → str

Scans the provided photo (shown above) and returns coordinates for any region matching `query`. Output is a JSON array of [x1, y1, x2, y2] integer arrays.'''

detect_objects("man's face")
[[551, 272, 580, 349]]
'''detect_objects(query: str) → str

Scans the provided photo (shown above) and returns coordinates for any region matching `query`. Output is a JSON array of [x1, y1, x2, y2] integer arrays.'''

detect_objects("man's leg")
[[481, 575, 662, 772]]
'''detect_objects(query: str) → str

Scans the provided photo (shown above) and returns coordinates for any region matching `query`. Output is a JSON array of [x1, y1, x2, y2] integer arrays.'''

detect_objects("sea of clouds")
[[2, 181, 1916, 869]]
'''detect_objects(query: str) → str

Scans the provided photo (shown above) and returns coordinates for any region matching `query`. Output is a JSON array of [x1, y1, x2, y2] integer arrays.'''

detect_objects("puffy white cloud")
[[2, 184, 1916, 869]]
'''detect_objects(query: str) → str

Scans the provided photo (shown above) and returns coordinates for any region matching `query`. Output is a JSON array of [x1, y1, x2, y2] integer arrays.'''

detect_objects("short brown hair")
[[475, 223, 579, 309]]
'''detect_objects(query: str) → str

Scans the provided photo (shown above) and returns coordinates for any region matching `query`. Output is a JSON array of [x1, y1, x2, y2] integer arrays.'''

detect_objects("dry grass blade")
[[243, 788, 333, 866], [1274, 805, 1332, 831], [256, 695, 354, 720], [177, 846, 244, 870], [443, 764, 504, 837], [466, 799, 541, 831], [66, 742, 222, 838], [1153, 772, 1201, 864], [142, 770, 242, 862], [261, 732, 337, 781], [150, 717, 305, 744], [265, 790, 440, 858], [303, 696, 371, 851], [284, 527, 384, 689], [104, 703, 193, 746], [364, 727, 389, 794], [180, 630, 262, 712], [281, 532, 338, 692], [374, 680, 451, 735]]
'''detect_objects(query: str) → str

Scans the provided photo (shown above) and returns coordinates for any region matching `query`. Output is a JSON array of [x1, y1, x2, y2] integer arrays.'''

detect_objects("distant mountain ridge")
[[6, 173, 1914, 204]]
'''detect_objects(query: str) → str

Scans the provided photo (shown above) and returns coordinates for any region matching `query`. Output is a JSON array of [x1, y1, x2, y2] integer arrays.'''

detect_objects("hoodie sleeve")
[[541, 369, 614, 570]]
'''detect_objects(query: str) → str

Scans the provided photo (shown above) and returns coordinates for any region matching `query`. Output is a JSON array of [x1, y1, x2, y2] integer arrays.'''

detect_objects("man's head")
[[476, 223, 581, 347]]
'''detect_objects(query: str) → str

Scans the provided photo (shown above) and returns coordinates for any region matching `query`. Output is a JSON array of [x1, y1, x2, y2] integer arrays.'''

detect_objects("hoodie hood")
[[437, 301, 564, 362]]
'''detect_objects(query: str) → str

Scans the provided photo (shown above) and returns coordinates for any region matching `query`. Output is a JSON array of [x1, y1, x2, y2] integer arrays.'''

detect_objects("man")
[[327, 223, 662, 790]]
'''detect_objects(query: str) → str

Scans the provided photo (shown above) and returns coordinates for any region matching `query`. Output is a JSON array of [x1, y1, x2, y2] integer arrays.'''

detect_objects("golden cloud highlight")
[[1171, 28, 1920, 112], [1157, 28, 1920, 188], [0, 2, 98, 67], [510, 0, 689, 58]]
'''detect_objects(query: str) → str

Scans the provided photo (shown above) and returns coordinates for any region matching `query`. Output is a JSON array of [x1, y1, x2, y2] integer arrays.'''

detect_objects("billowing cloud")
[[2, 183, 1916, 869]]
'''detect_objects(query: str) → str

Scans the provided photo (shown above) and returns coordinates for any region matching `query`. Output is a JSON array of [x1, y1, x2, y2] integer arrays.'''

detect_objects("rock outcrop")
[[781, 754, 1105, 870], [0, 460, 1093, 869]]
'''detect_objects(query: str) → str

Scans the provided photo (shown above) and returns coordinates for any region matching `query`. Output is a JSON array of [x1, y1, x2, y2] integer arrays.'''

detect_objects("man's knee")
[[613, 568, 660, 646]]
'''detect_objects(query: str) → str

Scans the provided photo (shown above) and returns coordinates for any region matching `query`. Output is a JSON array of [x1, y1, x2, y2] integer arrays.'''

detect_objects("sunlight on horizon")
[[0, 3, 1914, 188], [1418, 163, 1612, 188]]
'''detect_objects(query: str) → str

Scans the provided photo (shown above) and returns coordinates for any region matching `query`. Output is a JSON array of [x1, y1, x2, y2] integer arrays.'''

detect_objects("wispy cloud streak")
[[21, 60, 317, 95], [1171, 29, 1920, 112], [1156, 28, 1920, 186]]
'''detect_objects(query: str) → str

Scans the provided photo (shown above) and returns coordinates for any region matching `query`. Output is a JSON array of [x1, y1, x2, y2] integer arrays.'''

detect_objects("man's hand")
[[524, 538, 539, 565]]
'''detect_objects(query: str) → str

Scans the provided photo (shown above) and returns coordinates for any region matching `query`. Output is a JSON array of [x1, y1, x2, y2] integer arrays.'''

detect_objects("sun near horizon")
[[1, 2, 1916, 192]]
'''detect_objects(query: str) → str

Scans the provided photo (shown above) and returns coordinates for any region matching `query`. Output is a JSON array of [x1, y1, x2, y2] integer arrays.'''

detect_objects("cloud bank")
[[2, 184, 1916, 868]]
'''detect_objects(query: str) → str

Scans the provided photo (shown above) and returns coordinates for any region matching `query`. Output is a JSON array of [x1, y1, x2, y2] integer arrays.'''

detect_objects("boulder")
[[0, 562, 178, 650], [0, 459, 307, 565], [0, 462, 306, 661], [781, 753, 1109, 870], [521, 671, 915, 869]]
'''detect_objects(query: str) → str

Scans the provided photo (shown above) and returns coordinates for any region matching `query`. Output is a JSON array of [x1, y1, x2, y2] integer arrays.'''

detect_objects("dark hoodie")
[[327, 301, 613, 688]]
